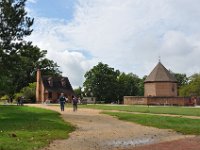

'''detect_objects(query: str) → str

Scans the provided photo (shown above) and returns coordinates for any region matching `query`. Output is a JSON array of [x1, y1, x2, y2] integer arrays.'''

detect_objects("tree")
[[74, 87, 82, 98], [174, 73, 189, 88], [0, 0, 34, 71], [117, 73, 143, 102], [179, 73, 200, 96], [179, 85, 190, 97], [83, 62, 120, 103], [174, 73, 189, 96], [0, 0, 61, 96], [19, 82, 36, 102], [14, 82, 36, 103], [0, 0, 34, 94], [0, 44, 61, 95], [140, 75, 147, 96], [37, 58, 61, 77], [83, 62, 147, 103]]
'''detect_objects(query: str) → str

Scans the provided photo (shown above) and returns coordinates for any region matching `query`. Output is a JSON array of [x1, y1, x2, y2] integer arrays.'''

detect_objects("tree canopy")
[[174, 73, 188, 88], [179, 73, 200, 97], [117, 72, 143, 101], [83, 62, 120, 103], [0, 0, 61, 96], [83, 62, 144, 103]]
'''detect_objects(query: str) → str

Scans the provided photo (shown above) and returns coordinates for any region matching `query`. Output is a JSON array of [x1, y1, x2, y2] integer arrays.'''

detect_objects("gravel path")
[[28, 104, 191, 150]]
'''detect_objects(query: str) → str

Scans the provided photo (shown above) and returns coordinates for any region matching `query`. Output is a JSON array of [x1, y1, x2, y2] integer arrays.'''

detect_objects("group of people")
[[59, 93, 79, 112], [17, 96, 24, 106], [3, 96, 23, 105]]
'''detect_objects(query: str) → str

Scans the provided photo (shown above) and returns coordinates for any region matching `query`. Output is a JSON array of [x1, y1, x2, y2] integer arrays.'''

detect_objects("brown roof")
[[42, 76, 74, 94], [144, 62, 177, 83]]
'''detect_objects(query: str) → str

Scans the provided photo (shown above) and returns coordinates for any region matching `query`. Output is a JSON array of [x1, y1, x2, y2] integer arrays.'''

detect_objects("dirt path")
[[28, 104, 192, 150]]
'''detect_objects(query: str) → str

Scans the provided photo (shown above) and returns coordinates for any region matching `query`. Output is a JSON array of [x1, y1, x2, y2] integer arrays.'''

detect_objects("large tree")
[[83, 62, 120, 103], [0, 0, 33, 68], [83, 62, 145, 103], [0, 0, 61, 95]]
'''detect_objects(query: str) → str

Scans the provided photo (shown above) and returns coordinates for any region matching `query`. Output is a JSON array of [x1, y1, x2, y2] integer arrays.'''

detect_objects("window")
[[48, 77, 53, 87]]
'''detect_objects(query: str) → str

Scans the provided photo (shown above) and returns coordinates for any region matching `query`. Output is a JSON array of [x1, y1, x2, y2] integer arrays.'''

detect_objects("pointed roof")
[[144, 62, 177, 83], [42, 76, 74, 94]]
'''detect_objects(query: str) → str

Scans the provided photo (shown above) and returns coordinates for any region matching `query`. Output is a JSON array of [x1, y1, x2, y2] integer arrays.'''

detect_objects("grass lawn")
[[79, 104, 200, 116], [104, 111, 200, 135], [0, 105, 75, 150]]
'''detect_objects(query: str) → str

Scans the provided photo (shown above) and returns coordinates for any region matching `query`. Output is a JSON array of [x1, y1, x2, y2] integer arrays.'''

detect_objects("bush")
[[14, 92, 23, 100], [0, 95, 9, 101], [14, 82, 36, 103]]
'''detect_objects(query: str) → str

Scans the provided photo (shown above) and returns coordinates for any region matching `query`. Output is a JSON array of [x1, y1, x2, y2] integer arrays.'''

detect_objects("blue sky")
[[27, 0, 200, 88], [27, 0, 76, 20]]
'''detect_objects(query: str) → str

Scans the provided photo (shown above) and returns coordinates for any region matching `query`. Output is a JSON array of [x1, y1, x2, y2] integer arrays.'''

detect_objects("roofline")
[[144, 62, 177, 82]]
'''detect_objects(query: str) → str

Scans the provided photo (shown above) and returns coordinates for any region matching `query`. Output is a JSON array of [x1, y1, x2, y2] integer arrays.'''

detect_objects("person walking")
[[59, 93, 66, 111], [72, 96, 78, 112], [17, 97, 20, 106]]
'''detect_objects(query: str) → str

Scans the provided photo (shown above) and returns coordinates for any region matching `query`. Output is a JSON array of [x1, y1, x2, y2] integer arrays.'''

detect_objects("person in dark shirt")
[[20, 96, 24, 106], [59, 93, 66, 111], [17, 97, 20, 106]]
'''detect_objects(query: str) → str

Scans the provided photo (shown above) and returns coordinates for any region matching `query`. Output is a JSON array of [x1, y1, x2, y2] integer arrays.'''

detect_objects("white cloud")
[[27, 0, 37, 4], [28, 0, 200, 87], [27, 18, 95, 88], [47, 50, 93, 87]]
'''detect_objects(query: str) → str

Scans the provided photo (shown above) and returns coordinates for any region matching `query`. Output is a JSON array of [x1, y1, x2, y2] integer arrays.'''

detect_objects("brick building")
[[124, 62, 196, 106], [144, 62, 177, 97], [36, 69, 74, 103]]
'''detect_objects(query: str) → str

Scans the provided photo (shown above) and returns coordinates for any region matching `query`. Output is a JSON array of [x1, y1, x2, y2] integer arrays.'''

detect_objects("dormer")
[[61, 78, 66, 87], [48, 77, 53, 87]]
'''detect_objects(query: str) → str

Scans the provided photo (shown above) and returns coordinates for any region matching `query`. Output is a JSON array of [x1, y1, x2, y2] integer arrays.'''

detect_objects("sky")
[[26, 0, 200, 88]]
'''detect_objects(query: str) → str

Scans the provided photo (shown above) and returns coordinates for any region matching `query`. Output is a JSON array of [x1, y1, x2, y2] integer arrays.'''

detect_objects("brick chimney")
[[36, 69, 41, 102]]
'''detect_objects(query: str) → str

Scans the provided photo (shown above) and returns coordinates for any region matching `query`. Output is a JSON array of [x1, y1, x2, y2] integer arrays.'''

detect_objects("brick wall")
[[124, 96, 147, 105], [144, 82, 177, 97], [144, 83, 156, 96], [124, 96, 195, 106], [146, 97, 189, 106]]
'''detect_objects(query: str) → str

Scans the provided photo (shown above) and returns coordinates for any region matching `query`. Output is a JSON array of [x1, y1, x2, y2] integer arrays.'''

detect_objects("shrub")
[[0, 95, 9, 101]]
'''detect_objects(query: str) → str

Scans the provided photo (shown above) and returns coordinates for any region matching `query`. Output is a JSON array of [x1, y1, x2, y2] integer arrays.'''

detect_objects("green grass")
[[0, 106, 75, 150], [79, 104, 200, 116], [104, 111, 200, 135]]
